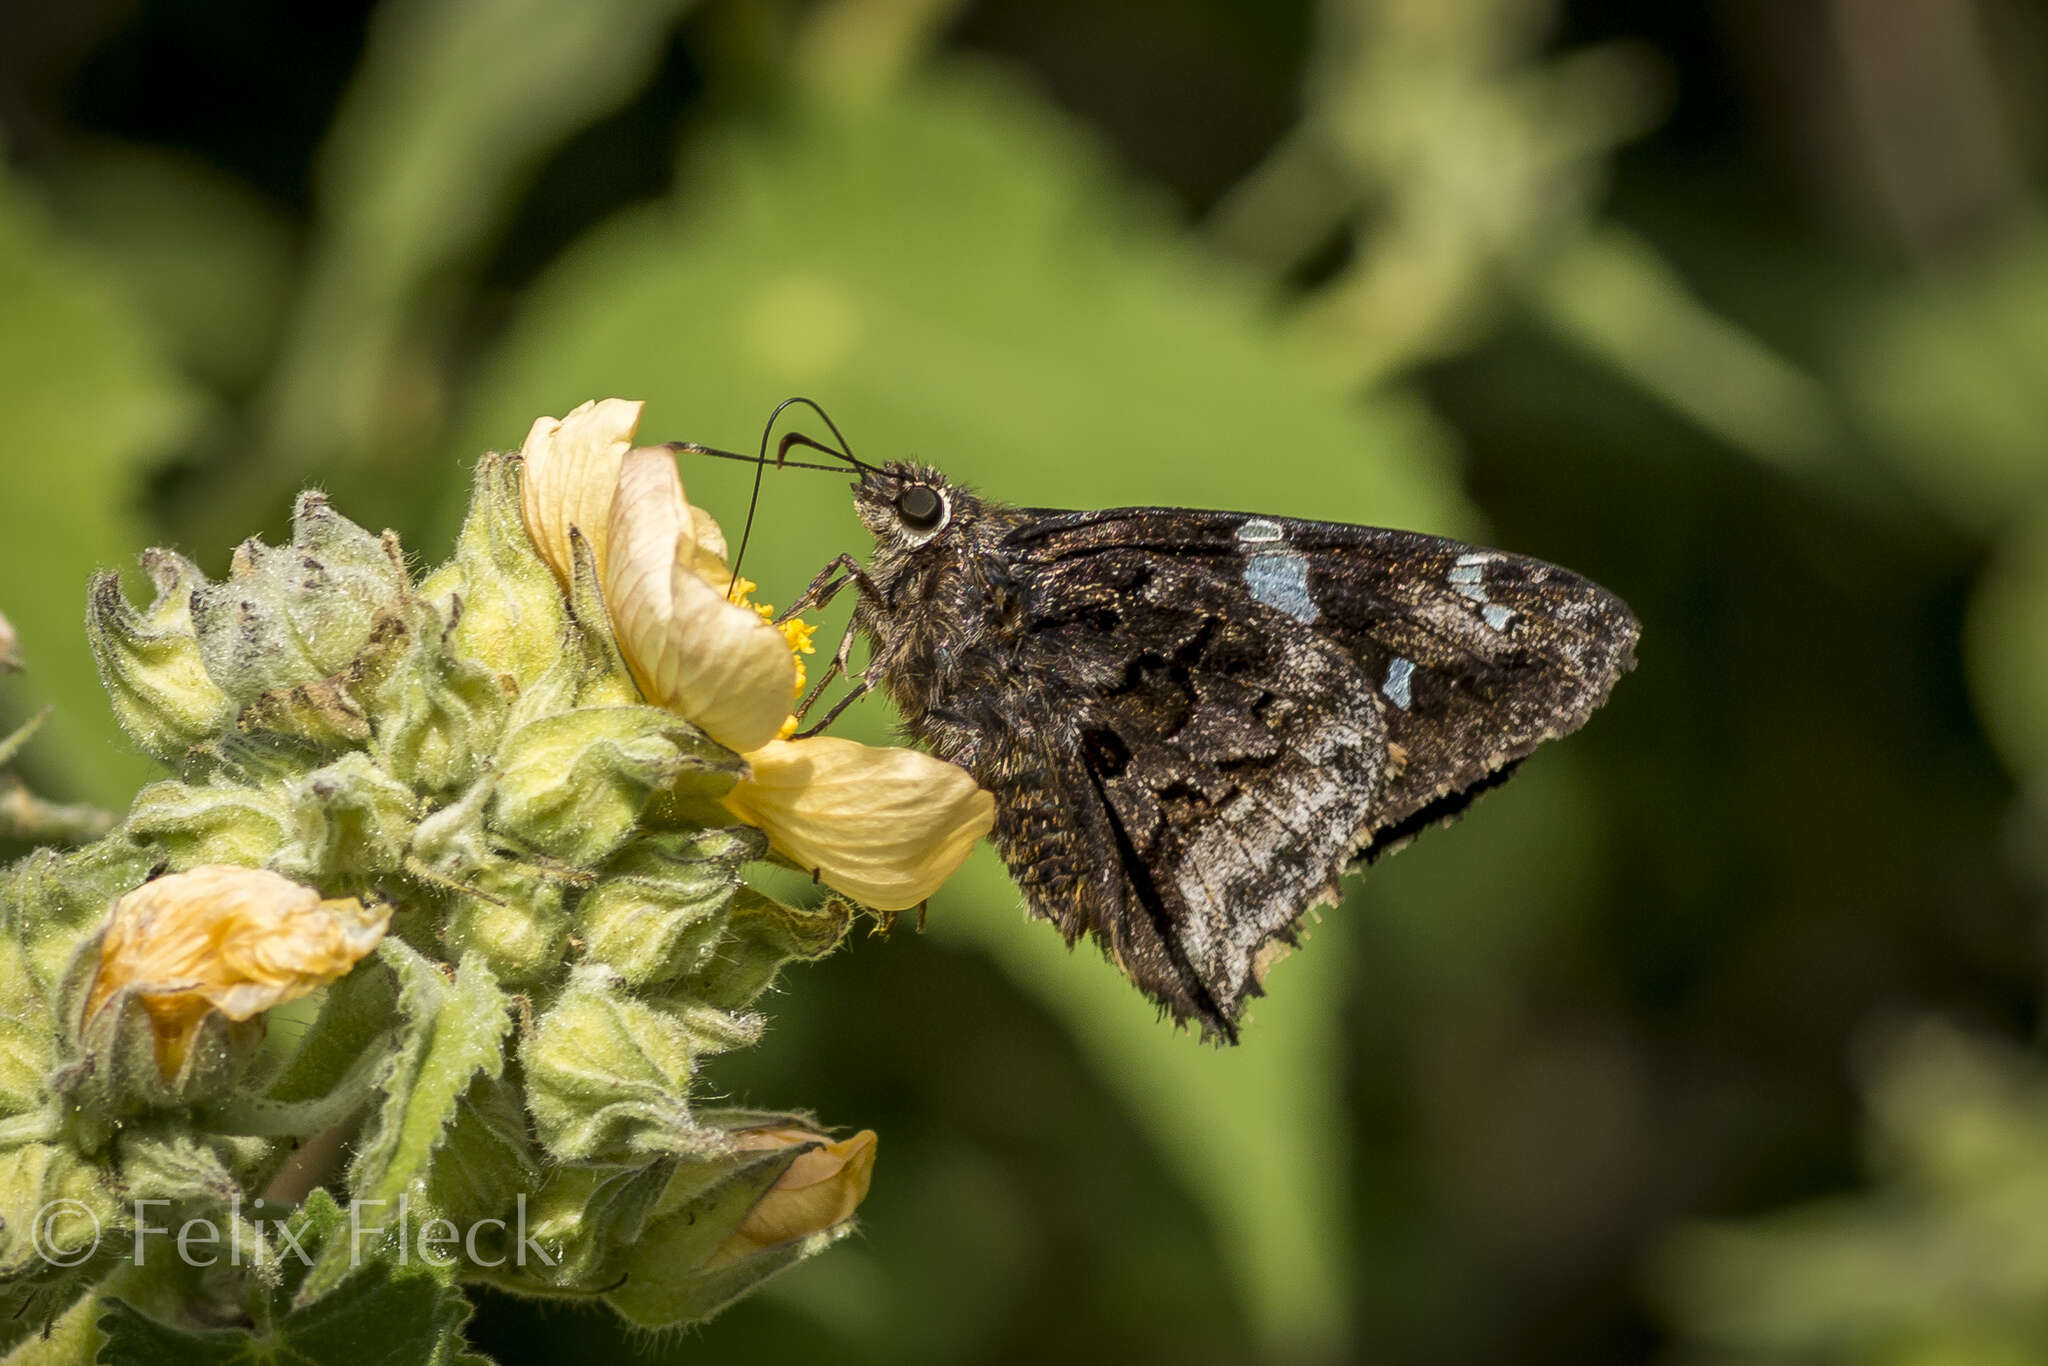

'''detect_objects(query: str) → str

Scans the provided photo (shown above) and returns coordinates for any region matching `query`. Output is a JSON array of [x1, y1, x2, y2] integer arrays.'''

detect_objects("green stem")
[[196, 1031, 394, 1137], [0, 778, 117, 846]]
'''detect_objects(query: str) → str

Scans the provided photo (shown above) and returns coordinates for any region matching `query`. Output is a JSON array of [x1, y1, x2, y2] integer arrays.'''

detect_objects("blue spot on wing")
[[1243, 553, 1320, 623], [1384, 657, 1415, 710]]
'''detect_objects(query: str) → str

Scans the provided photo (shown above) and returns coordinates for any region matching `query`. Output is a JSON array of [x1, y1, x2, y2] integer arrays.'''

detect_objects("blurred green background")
[[4, 0, 2048, 1361]]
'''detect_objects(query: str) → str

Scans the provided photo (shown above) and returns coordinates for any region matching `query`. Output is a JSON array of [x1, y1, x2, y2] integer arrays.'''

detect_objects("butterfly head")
[[854, 462, 970, 550]]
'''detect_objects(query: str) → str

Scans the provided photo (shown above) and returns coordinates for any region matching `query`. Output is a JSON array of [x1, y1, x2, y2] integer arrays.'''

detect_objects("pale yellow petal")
[[87, 865, 390, 1076], [721, 737, 995, 910], [709, 1126, 877, 1265], [518, 397, 645, 588], [605, 449, 795, 754], [687, 505, 731, 585]]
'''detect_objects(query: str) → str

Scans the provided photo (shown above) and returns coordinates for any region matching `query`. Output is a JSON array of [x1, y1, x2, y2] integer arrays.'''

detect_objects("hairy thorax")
[[854, 504, 1048, 771]]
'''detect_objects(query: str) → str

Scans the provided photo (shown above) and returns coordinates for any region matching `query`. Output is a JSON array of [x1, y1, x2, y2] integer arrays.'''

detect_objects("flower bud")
[[0, 1143, 121, 1280], [0, 936, 52, 1114], [418, 451, 568, 693], [598, 1116, 875, 1327], [489, 706, 739, 866], [190, 494, 407, 702], [1, 841, 163, 989], [122, 779, 291, 869], [439, 864, 569, 986], [277, 753, 419, 884], [575, 829, 760, 986], [354, 589, 513, 796], [86, 551, 233, 764], [707, 1125, 877, 1267], [521, 967, 758, 1163], [674, 887, 851, 1014]]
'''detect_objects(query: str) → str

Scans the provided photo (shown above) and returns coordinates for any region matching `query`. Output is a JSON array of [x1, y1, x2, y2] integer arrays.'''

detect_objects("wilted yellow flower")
[[710, 1125, 878, 1267], [518, 400, 994, 909], [85, 865, 390, 1076]]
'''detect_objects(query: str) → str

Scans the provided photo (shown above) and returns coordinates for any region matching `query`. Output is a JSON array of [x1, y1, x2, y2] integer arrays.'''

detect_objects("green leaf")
[[1969, 508, 2048, 784], [349, 945, 511, 1208], [97, 1231, 475, 1366], [0, 161, 202, 803], [297, 944, 508, 1303], [419, 1073, 541, 1232], [1842, 226, 2048, 536]]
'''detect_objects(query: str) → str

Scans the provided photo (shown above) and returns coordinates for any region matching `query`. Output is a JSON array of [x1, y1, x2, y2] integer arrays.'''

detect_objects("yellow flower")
[[722, 738, 992, 911], [710, 1125, 878, 1267], [85, 865, 390, 1077], [605, 448, 796, 754], [518, 400, 995, 909], [517, 397, 638, 590]]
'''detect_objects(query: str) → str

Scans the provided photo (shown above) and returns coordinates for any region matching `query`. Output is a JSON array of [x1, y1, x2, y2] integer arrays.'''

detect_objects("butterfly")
[[702, 419, 1639, 1044]]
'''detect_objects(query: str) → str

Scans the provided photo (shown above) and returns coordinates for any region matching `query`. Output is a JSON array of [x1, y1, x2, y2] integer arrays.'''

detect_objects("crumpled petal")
[[721, 737, 996, 910], [605, 448, 795, 754], [519, 397, 645, 588], [86, 865, 390, 1076], [710, 1125, 878, 1266]]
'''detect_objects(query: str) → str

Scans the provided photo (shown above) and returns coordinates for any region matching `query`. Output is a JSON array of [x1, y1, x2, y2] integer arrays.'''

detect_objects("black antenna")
[[663, 441, 846, 475], [726, 397, 869, 595]]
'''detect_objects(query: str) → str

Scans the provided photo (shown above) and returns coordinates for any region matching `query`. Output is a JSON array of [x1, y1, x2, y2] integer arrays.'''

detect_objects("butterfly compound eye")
[[896, 485, 944, 531]]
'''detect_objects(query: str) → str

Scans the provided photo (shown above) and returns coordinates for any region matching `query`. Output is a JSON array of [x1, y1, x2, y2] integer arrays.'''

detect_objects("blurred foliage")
[[1657, 1023, 2048, 1365], [2, 0, 2047, 1361]]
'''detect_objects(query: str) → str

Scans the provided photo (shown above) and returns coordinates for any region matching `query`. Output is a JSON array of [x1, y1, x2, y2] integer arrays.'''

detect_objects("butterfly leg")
[[792, 619, 872, 734], [776, 553, 879, 622], [793, 677, 873, 738]]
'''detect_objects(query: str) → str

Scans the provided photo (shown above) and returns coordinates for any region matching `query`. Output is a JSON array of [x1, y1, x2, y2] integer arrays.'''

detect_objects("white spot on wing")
[[1448, 563, 1483, 586], [1481, 603, 1514, 630], [1236, 518, 1284, 544], [1455, 552, 1494, 567], [1383, 656, 1415, 710]]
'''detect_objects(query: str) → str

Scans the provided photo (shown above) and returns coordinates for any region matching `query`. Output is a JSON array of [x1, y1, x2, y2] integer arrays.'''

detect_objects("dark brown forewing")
[[1002, 507, 1639, 982]]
